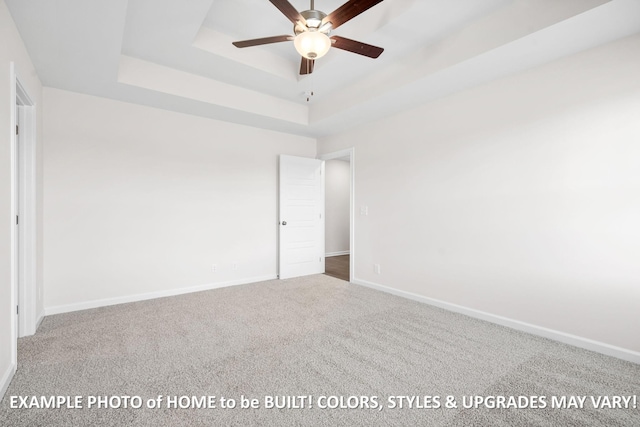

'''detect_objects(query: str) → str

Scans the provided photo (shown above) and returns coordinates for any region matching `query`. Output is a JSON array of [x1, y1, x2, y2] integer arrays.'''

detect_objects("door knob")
[[282, 221, 287, 225]]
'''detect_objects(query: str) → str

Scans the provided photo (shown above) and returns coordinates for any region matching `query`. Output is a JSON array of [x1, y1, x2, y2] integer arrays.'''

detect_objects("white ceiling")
[[6, 0, 640, 138]]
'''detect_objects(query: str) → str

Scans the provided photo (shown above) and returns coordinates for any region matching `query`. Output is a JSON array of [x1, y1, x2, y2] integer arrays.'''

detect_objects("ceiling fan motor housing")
[[294, 9, 329, 35]]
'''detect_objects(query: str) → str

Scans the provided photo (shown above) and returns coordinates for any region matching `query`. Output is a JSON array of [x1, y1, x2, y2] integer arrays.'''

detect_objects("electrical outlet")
[[232, 263, 238, 271], [374, 264, 381, 274], [360, 206, 369, 216], [211, 264, 217, 273]]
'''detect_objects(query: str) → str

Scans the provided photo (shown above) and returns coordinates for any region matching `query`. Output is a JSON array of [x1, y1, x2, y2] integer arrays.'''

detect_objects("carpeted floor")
[[1, 274, 639, 426]]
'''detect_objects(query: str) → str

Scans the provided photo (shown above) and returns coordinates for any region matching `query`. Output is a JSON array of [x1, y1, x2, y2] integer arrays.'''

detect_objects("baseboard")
[[0, 362, 16, 401], [35, 310, 44, 331], [44, 275, 278, 316], [325, 251, 350, 257], [352, 278, 640, 365]]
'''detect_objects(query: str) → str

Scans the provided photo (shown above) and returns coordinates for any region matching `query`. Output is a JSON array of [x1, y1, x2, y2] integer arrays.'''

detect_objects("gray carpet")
[[1, 274, 639, 426]]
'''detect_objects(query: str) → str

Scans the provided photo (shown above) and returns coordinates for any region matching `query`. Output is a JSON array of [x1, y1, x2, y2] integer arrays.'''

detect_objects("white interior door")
[[279, 155, 325, 279], [14, 107, 20, 341]]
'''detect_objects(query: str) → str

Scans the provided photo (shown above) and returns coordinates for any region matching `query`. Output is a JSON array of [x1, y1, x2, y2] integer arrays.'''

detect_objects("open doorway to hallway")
[[320, 148, 353, 282], [325, 255, 349, 281]]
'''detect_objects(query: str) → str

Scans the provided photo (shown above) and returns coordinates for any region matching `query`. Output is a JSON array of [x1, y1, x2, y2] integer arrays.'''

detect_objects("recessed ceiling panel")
[[6, 0, 635, 138]]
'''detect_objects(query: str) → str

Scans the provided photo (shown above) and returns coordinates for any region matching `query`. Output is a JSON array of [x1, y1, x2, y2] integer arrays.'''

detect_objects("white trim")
[[318, 148, 355, 281], [352, 278, 640, 365], [44, 275, 277, 316], [0, 363, 16, 401], [325, 251, 350, 257]]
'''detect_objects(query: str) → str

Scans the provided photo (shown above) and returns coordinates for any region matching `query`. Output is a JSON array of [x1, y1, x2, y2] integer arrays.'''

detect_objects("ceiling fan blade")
[[269, 0, 307, 26], [232, 35, 293, 48], [322, 0, 384, 30], [330, 35, 384, 58], [300, 57, 315, 75]]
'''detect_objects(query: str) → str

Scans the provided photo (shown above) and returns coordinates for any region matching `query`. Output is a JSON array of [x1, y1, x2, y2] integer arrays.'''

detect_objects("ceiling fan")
[[232, 0, 385, 75]]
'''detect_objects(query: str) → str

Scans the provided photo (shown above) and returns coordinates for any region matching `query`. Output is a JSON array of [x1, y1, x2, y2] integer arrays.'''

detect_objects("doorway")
[[318, 148, 354, 282], [11, 64, 38, 361]]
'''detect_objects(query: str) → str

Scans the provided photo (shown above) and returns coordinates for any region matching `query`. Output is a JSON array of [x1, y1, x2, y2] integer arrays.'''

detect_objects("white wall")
[[325, 159, 350, 256], [43, 88, 315, 312], [318, 34, 640, 355], [0, 0, 44, 397]]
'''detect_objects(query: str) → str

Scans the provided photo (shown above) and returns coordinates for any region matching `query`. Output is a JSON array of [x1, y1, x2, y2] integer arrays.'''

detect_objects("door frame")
[[11, 63, 38, 348], [318, 148, 355, 282]]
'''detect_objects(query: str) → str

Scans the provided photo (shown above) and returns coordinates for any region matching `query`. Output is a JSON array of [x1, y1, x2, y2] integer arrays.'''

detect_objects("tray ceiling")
[[6, 0, 640, 137]]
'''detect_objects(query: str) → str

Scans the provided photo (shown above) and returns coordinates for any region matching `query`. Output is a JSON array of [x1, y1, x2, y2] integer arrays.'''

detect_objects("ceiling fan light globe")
[[294, 31, 331, 60]]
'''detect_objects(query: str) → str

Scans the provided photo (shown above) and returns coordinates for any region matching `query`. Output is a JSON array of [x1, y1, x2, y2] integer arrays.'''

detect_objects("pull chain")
[[305, 90, 314, 102], [306, 62, 316, 102]]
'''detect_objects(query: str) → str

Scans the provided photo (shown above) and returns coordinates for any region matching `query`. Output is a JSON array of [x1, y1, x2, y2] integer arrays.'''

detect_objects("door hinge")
[[16, 215, 19, 225], [16, 125, 19, 135], [17, 305, 19, 315]]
